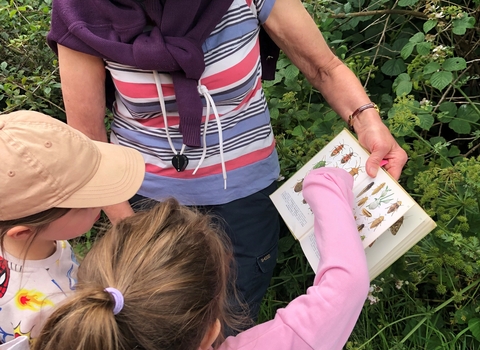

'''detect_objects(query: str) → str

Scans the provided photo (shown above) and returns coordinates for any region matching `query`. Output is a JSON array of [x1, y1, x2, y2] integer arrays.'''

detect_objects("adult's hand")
[[354, 115, 408, 180], [102, 201, 135, 225]]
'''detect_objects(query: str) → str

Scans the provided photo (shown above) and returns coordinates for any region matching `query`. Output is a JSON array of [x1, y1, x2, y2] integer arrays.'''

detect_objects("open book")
[[270, 129, 436, 280]]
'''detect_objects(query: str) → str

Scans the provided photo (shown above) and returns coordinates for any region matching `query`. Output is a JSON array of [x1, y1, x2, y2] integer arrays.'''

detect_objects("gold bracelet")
[[347, 103, 380, 131]]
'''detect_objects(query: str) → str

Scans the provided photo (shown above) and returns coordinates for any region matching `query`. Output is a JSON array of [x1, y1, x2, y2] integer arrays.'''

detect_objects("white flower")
[[367, 294, 380, 305], [420, 98, 431, 106], [434, 12, 444, 18], [395, 280, 404, 289]]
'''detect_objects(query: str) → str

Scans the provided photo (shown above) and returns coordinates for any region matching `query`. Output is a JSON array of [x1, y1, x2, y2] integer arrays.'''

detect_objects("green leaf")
[[344, 2, 351, 13], [269, 107, 279, 120], [423, 62, 441, 75], [416, 42, 431, 56], [0, 61, 7, 70], [409, 32, 425, 44], [398, 0, 418, 7], [439, 101, 457, 116], [448, 145, 460, 157], [430, 71, 453, 91], [291, 125, 306, 137], [449, 118, 471, 134], [295, 110, 310, 121], [423, 20, 437, 33], [381, 59, 406, 76], [395, 73, 410, 82], [392, 38, 409, 53], [323, 110, 338, 121], [395, 81, 412, 96], [418, 113, 434, 130], [452, 16, 475, 35], [400, 42, 415, 60], [468, 318, 480, 341], [429, 136, 446, 146], [442, 57, 467, 72], [284, 64, 300, 81], [457, 105, 480, 123]]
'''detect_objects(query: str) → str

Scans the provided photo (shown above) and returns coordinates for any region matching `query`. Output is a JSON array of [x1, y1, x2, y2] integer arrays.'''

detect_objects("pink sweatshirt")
[[217, 167, 370, 350]]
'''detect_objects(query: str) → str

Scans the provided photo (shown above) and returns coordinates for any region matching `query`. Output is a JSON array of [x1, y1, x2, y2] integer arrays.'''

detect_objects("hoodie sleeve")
[[218, 167, 369, 350], [0, 337, 30, 350]]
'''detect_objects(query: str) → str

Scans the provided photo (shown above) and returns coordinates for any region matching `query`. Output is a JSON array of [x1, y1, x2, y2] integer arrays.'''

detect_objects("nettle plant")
[[265, 0, 480, 347]]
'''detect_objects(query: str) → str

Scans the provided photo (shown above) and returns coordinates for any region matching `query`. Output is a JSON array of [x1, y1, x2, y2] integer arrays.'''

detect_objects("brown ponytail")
[[33, 198, 243, 350]]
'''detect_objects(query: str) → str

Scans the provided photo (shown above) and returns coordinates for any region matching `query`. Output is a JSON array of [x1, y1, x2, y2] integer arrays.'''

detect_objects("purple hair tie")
[[104, 287, 124, 315]]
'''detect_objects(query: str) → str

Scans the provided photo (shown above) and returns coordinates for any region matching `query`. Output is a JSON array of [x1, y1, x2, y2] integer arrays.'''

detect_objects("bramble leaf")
[[416, 42, 431, 55], [381, 59, 406, 76], [401, 42, 415, 59], [430, 71, 453, 91], [396, 81, 413, 96], [457, 105, 479, 123], [439, 102, 457, 117], [418, 114, 434, 130], [442, 57, 467, 72], [423, 20, 437, 33], [410, 32, 425, 43], [449, 118, 471, 134], [423, 62, 441, 75]]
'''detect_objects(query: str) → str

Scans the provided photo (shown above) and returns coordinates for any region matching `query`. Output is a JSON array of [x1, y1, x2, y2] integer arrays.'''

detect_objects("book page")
[[353, 172, 414, 248], [270, 129, 371, 240], [366, 204, 436, 279]]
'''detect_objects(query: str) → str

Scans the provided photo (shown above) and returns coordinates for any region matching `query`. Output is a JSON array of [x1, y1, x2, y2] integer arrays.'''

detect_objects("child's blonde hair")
[[33, 198, 240, 350]]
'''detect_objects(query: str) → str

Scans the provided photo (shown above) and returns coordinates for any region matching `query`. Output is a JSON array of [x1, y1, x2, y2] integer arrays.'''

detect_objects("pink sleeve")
[[217, 168, 369, 350]]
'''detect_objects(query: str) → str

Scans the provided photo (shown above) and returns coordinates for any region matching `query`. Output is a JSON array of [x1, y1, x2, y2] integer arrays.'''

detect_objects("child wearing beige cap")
[[0, 110, 145, 347]]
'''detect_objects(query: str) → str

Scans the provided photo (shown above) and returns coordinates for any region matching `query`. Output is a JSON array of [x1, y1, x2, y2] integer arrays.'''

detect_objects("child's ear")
[[199, 319, 221, 350], [6, 226, 35, 241]]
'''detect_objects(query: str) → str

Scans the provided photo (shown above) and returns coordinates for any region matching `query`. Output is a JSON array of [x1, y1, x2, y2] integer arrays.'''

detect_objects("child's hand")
[[302, 167, 354, 208]]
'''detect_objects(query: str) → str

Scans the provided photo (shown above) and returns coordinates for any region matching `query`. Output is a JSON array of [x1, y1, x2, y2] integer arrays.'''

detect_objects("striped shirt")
[[107, 0, 279, 205]]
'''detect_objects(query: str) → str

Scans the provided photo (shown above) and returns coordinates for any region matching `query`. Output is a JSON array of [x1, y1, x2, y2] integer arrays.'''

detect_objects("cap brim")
[[56, 141, 145, 209]]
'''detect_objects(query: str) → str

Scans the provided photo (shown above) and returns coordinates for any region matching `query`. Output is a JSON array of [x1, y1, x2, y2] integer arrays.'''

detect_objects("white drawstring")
[[153, 71, 186, 158], [192, 87, 210, 176], [153, 72, 227, 189], [196, 84, 227, 189]]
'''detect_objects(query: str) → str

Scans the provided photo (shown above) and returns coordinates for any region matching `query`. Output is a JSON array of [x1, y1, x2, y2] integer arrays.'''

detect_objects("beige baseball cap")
[[0, 110, 146, 220]]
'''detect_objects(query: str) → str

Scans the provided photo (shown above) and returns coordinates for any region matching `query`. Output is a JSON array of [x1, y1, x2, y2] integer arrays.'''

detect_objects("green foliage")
[[263, 0, 480, 348], [0, 0, 64, 119]]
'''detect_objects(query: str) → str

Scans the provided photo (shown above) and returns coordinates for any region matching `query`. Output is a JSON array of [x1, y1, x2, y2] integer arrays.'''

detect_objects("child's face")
[[40, 208, 102, 241]]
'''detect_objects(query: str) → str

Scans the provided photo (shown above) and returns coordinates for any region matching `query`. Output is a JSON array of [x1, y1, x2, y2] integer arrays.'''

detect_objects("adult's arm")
[[57, 45, 134, 223], [218, 167, 369, 349], [263, 0, 408, 179]]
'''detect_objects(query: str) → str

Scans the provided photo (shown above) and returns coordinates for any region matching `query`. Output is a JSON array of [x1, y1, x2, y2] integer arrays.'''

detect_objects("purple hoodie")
[[47, 0, 279, 147]]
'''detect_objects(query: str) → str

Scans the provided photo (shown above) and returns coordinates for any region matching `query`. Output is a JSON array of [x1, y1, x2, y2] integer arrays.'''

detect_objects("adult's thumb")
[[366, 153, 383, 178]]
